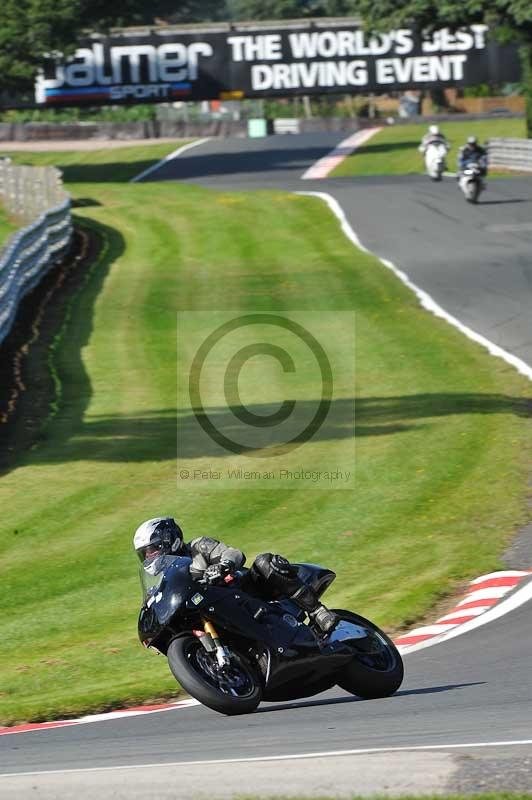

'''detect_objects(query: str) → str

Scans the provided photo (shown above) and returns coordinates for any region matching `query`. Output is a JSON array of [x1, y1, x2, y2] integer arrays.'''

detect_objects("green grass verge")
[[332, 118, 526, 177], [0, 146, 530, 725], [6, 140, 190, 183]]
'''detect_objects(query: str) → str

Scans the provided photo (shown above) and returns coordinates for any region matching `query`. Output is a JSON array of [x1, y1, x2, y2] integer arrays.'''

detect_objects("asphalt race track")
[[2, 597, 532, 796], [2, 133, 532, 798]]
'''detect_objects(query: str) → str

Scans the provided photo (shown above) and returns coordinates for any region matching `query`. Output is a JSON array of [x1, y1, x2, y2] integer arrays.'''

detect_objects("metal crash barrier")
[[487, 137, 532, 172], [0, 160, 72, 345]]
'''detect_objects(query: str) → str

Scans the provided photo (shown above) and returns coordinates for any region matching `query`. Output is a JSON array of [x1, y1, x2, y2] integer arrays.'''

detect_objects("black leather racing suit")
[[182, 538, 338, 633], [458, 144, 488, 176], [184, 536, 246, 579]]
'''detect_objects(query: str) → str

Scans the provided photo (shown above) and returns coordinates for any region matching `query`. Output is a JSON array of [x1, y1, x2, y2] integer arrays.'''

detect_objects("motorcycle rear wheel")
[[167, 635, 262, 716], [333, 610, 404, 699]]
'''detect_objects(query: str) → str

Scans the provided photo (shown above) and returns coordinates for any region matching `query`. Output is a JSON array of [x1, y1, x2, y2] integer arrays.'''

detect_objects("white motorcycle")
[[458, 160, 486, 203], [422, 142, 448, 181]]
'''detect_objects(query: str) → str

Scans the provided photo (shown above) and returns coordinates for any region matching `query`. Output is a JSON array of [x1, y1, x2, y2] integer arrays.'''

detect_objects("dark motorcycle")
[[138, 555, 404, 715]]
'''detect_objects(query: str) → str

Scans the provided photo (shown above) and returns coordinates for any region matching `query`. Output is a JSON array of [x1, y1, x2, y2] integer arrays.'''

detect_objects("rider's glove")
[[203, 561, 232, 585]]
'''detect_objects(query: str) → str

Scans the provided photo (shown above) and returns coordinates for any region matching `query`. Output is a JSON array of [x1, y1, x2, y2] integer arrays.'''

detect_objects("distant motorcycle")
[[458, 161, 485, 203], [138, 556, 404, 715], [423, 142, 448, 181]]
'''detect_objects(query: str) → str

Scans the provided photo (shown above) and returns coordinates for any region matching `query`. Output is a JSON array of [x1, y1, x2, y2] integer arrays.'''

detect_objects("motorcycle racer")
[[418, 124, 450, 155], [134, 517, 339, 634], [458, 136, 488, 176]]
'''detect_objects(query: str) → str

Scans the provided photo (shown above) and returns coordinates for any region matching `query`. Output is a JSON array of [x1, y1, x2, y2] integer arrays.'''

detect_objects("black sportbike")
[[138, 555, 404, 715]]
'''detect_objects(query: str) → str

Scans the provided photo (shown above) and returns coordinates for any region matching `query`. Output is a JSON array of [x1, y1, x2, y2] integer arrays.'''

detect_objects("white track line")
[[301, 127, 382, 179], [3, 739, 532, 778], [295, 190, 532, 381], [129, 138, 210, 183]]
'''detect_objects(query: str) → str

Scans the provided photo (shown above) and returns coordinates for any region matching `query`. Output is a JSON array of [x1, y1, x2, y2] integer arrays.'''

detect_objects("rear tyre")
[[167, 636, 262, 716], [333, 610, 404, 699]]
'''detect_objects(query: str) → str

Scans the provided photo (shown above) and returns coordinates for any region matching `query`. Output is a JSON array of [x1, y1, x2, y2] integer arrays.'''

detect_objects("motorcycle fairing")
[[138, 557, 361, 696]]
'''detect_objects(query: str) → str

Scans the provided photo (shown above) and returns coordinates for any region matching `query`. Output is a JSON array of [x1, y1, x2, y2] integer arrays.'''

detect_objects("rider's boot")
[[289, 584, 339, 634]]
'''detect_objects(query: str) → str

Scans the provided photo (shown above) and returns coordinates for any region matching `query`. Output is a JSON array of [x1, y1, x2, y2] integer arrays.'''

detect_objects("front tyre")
[[167, 636, 262, 716], [464, 180, 480, 203], [333, 610, 404, 699]]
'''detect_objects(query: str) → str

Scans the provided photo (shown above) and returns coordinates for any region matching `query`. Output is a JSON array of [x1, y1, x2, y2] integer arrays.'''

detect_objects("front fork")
[[194, 620, 231, 668]]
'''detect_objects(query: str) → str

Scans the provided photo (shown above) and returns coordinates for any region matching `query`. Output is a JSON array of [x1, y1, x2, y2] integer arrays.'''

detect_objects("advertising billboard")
[[35, 21, 521, 107]]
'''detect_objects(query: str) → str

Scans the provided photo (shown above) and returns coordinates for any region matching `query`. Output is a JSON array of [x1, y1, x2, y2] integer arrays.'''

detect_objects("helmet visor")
[[137, 542, 164, 563]]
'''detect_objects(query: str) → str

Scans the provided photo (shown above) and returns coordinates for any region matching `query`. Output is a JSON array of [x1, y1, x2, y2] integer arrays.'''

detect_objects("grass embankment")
[[332, 118, 526, 177], [0, 143, 530, 724]]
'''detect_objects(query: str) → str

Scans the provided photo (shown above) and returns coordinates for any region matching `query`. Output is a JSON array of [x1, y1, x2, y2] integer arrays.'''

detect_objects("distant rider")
[[418, 124, 449, 155], [134, 517, 339, 634], [458, 136, 488, 176]]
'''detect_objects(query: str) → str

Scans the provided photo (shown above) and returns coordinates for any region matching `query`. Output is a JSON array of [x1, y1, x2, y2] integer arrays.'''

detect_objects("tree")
[[152, 1, 229, 25], [0, 0, 227, 97], [354, 0, 532, 136], [227, 0, 357, 21], [0, 1, 124, 93]]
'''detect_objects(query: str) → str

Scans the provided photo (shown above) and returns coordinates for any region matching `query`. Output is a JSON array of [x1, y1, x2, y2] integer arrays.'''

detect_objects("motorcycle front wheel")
[[333, 610, 404, 699], [468, 184, 480, 203], [167, 635, 262, 715]]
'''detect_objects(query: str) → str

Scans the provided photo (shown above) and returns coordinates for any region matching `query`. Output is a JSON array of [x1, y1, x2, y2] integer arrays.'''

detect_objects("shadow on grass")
[[1, 216, 126, 475], [46, 217, 126, 442], [57, 161, 158, 183], [22, 393, 530, 464], [71, 197, 103, 208]]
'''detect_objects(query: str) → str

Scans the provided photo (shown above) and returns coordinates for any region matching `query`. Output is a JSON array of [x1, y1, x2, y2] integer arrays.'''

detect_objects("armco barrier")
[[488, 137, 532, 172], [0, 161, 72, 346], [0, 113, 525, 143]]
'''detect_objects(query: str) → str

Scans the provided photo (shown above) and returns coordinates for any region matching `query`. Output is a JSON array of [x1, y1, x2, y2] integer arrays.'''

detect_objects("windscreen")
[[139, 555, 192, 599]]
